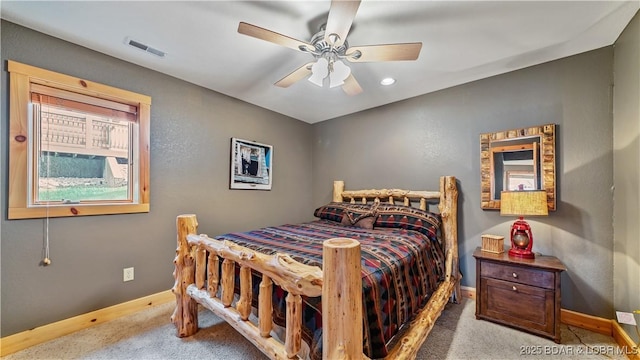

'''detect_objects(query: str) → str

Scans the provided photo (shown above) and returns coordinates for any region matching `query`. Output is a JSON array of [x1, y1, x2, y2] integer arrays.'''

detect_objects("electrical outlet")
[[616, 311, 637, 325], [123, 267, 134, 282]]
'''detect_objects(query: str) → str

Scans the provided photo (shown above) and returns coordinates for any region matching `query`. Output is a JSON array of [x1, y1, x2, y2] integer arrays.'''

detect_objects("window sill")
[[8, 204, 150, 219]]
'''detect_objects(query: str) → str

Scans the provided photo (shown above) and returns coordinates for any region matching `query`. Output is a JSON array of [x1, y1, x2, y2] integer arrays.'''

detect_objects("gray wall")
[[613, 12, 640, 343], [1, 20, 314, 336], [312, 46, 616, 318]]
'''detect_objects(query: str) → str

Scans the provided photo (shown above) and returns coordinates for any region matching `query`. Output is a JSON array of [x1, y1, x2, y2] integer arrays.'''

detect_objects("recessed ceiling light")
[[380, 77, 396, 86]]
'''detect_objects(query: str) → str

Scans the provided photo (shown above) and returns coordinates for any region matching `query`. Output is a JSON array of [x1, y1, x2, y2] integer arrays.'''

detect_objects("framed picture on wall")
[[230, 138, 273, 190], [505, 170, 536, 191]]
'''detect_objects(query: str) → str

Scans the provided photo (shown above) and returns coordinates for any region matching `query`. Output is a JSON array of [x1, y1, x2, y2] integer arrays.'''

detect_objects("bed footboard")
[[172, 214, 364, 360]]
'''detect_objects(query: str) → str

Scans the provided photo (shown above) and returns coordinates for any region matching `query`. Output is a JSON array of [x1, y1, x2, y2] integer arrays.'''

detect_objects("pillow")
[[340, 203, 379, 229], [341, 214, 377, 229], [374, 203, 442, 244], [313, 202, 348, 223]]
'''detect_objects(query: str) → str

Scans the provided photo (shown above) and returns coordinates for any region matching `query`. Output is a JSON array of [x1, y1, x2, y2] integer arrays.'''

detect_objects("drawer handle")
[[512, 286, 517, 291], [512, 272, 518, 278]]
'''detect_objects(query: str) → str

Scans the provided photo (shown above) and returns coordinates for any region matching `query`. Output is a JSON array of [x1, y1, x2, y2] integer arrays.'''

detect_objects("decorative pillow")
[[341, 214, 377, 229], [374, 203, 442, 244], [313, 202, 348, 223], [340, 202, 379, 229]]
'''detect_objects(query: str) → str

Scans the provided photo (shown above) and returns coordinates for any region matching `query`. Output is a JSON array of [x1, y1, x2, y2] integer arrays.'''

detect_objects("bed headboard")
[[332, 177, 452, 212]]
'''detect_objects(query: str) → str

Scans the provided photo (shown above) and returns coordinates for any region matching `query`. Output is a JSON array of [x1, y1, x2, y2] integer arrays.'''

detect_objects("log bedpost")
[[439, 176, 460, 302], [322, 238, 363, 360], [333, 180, 345, 202], [171, 214, 199, 337]]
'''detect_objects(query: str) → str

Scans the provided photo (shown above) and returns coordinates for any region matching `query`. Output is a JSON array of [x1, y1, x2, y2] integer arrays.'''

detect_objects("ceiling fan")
[[237, 0, 422, 96]]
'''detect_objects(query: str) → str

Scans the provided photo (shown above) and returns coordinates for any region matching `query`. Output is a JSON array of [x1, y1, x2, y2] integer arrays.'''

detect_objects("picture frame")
[[505, 170, 536, 191], [230, 138, 273, 190]]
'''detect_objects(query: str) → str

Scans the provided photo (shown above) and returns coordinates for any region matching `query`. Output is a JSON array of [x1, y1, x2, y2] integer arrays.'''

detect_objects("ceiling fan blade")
[[342, 74, 362, 96], [238, 22, 313, 52], [275, 62, 314, 88], [324, 0, 361, 47], [345, 43, 423, 63]]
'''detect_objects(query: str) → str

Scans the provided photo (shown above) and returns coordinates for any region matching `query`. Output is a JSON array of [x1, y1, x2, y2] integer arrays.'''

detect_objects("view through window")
[[36, 106, 134, 203]]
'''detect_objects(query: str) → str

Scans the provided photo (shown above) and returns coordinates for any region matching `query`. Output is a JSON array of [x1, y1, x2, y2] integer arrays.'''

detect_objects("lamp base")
[[508, 247, 535, 259]]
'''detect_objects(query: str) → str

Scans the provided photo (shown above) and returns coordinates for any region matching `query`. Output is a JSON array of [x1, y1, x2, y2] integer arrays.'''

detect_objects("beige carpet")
[[3, 297, 628, 360]]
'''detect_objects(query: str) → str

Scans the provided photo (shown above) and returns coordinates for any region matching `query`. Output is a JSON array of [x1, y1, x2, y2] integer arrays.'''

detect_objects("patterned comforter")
[[216, 219, 445, 359]]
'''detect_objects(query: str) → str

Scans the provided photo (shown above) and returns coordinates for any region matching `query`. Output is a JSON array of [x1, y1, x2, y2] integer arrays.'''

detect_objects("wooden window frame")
[[8, 60, 151, 219]]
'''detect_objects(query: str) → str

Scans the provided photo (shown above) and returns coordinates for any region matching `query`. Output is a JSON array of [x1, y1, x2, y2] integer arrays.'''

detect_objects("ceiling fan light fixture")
[[309, 57, 351, 89], [309, 58, 329, 86], [329, 60, 351, 88]]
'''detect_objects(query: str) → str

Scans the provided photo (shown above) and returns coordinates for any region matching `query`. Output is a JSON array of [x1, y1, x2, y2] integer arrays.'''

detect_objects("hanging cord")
[[43, 214, 51, 265], [37, 101, 52, 266], [42, 217, 51, 265], [44, 104, 51, 265]]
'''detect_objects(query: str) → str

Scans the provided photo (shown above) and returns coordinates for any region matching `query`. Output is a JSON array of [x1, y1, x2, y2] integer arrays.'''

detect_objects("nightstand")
[[474, 246, 566, 343]]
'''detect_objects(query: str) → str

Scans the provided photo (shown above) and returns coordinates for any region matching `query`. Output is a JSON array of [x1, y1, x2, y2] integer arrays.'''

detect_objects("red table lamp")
[[500, 190, 549, 259]]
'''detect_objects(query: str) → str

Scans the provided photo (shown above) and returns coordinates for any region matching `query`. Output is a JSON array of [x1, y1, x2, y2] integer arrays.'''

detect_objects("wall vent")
[[125, 37, 166, 58]]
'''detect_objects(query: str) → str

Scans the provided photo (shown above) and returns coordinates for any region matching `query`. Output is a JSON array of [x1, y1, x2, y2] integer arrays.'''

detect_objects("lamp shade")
[[500, 190, 549, 216], [309, 57, 351, 89], [329, 60, 351, 88], [309, 58, 329, 87]]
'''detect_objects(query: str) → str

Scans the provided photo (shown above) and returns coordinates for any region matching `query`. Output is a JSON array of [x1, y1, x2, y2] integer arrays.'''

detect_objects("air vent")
[[125, 37, 166, 58]]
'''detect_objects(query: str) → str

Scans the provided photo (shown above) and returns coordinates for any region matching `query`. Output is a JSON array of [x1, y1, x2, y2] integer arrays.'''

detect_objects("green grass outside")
[[39, 186, 128, 202]]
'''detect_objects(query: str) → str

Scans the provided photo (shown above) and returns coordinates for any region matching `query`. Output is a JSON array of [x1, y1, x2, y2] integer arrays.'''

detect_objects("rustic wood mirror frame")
[[480, 124, 556, 211]]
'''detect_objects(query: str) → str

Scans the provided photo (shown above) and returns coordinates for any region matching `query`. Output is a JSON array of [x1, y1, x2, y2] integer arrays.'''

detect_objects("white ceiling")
[[2, 1, 638, 124]]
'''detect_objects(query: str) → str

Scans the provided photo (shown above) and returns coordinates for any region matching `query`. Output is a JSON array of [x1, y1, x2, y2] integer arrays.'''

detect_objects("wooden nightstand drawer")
[[479, 278, 554, 335], [481, 261, 555, 289]]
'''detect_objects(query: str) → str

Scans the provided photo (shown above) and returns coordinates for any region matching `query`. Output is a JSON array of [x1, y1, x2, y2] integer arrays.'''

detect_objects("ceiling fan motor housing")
[[305, 30, 349, 59]]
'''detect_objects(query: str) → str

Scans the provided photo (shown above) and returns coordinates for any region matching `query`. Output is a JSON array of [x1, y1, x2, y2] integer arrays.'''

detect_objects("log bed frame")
[[172, 176, 460, 360]]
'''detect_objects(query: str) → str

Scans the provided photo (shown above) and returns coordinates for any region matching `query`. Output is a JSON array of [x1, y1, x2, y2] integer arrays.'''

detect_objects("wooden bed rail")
[[172, 214, 364, 359]]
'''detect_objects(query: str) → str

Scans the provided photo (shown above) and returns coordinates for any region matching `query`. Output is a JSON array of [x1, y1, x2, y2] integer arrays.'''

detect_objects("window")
[[8, 60, 150, 219]]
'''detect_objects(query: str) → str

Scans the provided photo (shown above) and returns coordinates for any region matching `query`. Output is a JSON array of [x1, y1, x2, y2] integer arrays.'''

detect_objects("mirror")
[[480, 124, 556, 211]]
